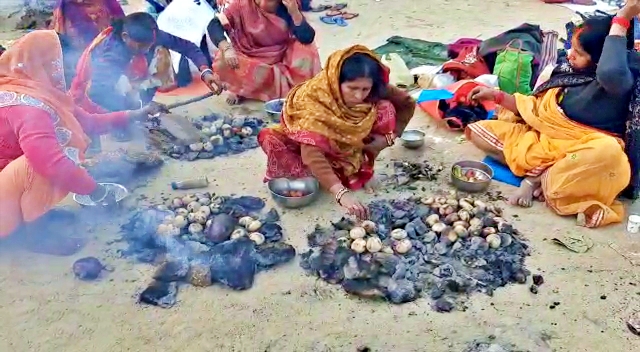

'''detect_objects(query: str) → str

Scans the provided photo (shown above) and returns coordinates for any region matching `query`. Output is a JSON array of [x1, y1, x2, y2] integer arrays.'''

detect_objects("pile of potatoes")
[[342, 220, 413, 256], [155, 193, 217, 238], [188, 120, 254, 153], [419, 195, 512, 249]]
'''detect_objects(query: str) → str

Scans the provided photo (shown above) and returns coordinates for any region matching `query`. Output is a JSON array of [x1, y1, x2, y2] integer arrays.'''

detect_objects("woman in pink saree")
[[207, 0, 321, 104]]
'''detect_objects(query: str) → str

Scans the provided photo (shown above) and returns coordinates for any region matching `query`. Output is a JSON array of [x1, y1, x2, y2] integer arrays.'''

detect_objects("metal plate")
[[73, 183, 129, 207]]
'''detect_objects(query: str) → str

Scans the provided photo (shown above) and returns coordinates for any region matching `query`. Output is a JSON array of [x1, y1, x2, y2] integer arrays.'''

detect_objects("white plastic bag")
[[474, 74, 499, 88], [432, 73, 455, 88], [381, 53, 413, 88]]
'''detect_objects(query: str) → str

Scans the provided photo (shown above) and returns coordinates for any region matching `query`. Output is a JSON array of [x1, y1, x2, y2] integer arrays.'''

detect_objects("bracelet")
[[385, 133, 395, 147], [612, 16, 631, 30], [335, 187, 349, 205], [200, 68, 213, 80], [493, 90, 505, 105]]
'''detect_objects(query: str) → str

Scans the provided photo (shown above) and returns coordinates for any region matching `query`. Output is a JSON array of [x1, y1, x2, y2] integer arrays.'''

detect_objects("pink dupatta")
[[223, 0, 301, 65]]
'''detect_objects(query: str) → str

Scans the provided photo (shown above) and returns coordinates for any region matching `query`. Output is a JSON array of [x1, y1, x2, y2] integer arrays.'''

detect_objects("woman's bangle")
[[335, 187, 349, 205], [385, 133, 395, 147], [493, 90, 505, 105], [200, 68, 213, 80], [612, 16, 631, 30]]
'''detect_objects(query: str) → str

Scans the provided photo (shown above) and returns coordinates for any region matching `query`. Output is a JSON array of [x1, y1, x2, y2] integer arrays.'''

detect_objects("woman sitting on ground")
[[51, 0, 125, 48], [258, 45, 416, 219], [69, 12, 221, 141], [0, 30, 162, 252], [465, 4, 640, 228], [207, 0, 321, 105]]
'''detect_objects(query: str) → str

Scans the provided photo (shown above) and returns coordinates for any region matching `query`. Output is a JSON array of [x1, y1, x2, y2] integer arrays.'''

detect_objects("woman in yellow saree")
[[466, 9, 640, 228]]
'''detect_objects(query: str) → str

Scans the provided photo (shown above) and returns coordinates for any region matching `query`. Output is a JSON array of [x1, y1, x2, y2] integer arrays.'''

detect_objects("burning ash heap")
[[119, 194, 296, 308], [148, 113, 263, 161], [300, 192, 531, 311]]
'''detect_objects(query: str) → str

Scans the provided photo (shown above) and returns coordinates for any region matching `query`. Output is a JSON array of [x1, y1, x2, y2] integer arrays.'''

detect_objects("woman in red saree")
[[51, 0, 125, 48], [258, 45, 416, 219], [207, 0, 321, 104]]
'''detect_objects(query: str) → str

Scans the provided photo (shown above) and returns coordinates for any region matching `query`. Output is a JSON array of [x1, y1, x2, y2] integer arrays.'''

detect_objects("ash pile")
[[300, 192, 531, 311], [147, 113, 263, 161], [119, 193, 296, 308]]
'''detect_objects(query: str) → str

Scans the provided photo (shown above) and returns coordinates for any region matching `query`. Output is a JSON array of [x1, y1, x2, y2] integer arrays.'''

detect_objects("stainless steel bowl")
[[267, 177, 320, 209], [73, 182, 129, 207], [400, 129, 426, 149], [450, 160, 494, 193], [264, 98, 285, 122]]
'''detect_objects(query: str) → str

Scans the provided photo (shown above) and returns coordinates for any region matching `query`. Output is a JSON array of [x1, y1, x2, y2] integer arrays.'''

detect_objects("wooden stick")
[[165, 92, 215, 110]]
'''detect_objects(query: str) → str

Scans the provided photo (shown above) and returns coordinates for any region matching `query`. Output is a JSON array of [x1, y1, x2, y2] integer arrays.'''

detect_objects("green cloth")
[[373, 36, 449, 69]]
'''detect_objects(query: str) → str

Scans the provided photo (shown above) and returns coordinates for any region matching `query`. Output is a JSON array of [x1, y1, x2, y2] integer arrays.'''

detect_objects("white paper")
[[156, 0, 217, 71]]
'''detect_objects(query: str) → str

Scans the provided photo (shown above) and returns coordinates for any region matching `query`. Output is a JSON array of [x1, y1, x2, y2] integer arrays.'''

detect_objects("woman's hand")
[[363, 134, 389, 159], [282, 0, 300, 15], [618, 0, 640, 20], [330, 184, 368, 220], [339, 192, 368, 220], [131, 102, 168, 121], [222, 46, 240, 69], [467, 86, 497, 103], [283, 0, 304, 25], [89, 184, 118, 207], [201, 70, 223, 95]]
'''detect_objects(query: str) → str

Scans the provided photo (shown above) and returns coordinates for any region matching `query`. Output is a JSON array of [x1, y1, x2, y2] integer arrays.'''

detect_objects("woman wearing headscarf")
[[0, 30, 160, 253], [465, 2, 640, 227], [258, 45, 416, 219]]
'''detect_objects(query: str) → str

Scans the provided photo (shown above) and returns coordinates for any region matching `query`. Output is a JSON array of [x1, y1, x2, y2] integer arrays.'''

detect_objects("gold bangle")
[[385, 133, 395, 147], [335, 188, 349, 205]]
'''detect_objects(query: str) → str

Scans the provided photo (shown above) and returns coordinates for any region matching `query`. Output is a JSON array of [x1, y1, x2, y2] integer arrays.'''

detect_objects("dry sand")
[[1, 1, 639, 351]]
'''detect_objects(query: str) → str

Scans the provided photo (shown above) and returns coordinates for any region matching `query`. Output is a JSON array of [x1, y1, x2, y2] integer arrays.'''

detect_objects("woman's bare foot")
[[509, 177, 541, 208], [226, 93, 245, 105], [533, 187, 545, 202]]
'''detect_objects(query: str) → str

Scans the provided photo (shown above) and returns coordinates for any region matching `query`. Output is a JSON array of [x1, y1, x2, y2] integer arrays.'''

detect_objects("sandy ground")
[[1, 1, 640, 351]]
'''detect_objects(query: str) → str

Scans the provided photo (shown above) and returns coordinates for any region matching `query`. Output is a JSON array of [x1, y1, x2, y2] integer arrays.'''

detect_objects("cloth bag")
[[493, 39, 534, 95], [381, 53, 414, 88]]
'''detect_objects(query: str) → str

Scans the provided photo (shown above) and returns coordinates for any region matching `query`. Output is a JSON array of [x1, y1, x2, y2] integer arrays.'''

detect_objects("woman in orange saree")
[[258, 45, 416, 219], [465, 12, 640, 228], [207, 0, 321, 104]]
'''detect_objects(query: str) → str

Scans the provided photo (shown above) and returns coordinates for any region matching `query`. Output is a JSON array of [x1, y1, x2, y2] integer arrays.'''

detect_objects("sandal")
[[326, 9, 343, 17], [341, 12, 359, 20], [331, 3, 348, 11], [320, 16, 338, 25], [311, 5, 332, 12], [334, 16, 348, 27]]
